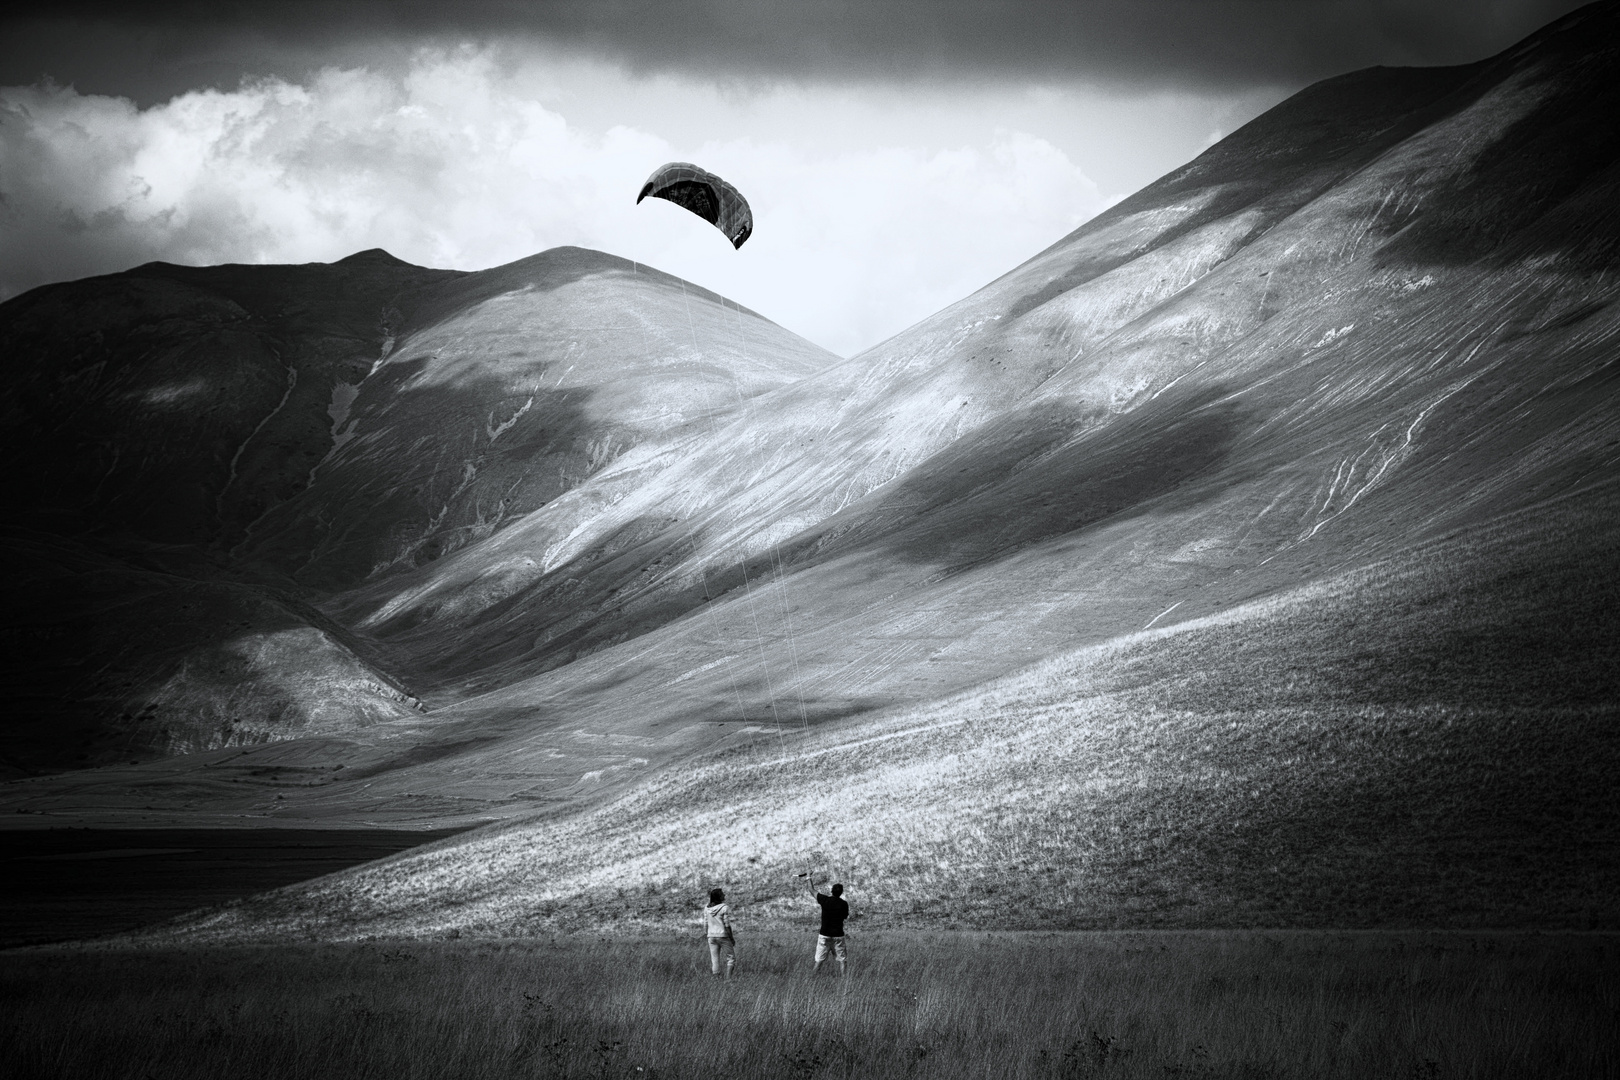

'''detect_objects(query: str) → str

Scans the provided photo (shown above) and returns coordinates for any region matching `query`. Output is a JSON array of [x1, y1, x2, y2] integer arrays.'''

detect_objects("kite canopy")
[[636, 162, 753, 249]]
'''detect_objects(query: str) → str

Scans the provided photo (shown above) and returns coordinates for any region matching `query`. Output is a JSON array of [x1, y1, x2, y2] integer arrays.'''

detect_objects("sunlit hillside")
[[136, 466, 1617, 941]]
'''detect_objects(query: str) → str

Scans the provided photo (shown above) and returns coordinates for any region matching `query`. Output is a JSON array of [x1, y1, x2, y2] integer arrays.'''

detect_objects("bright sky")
[[0, 2, 1586, 356]]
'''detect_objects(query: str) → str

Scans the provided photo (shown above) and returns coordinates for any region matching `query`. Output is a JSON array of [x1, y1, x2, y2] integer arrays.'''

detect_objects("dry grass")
[[4, 932, 1615, 1079]]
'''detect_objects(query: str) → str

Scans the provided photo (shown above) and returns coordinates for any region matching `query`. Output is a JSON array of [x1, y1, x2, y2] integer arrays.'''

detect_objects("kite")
[[636, 162, 753, 249]]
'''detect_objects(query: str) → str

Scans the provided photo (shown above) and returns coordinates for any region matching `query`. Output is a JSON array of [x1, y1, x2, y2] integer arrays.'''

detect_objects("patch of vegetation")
[[3, 933, 1613, 1079]]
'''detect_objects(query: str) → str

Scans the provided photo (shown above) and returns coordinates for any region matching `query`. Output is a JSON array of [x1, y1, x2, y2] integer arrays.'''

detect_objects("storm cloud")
[[0, 54, 1110, 355], [0, 0, 1593, 354], [1, 1, 1595, 105]]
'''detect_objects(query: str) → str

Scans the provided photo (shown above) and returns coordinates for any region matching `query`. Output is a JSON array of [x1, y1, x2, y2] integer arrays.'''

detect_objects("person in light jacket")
[[704, 887, 736, 978]]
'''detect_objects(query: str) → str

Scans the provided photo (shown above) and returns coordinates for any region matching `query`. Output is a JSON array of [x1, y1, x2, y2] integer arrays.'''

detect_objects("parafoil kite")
[[636, 162, 753, 249]]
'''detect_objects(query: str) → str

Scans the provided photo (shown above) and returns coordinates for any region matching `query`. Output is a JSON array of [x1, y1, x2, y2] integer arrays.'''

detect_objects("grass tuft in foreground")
[[3, 931, 1615, 1079]]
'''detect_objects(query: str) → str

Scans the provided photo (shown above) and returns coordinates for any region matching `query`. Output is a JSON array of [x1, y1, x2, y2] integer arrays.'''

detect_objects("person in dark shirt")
[[812, 882, 848, 975]]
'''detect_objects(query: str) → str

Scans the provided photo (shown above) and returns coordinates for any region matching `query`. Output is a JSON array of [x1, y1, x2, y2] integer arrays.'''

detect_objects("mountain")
[[4, 4, 1619, 929], [0, 248, 837, 782]]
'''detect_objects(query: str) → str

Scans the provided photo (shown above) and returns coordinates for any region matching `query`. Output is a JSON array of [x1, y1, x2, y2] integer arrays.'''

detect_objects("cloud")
[[0, 1, 1594, 106], [510, 0, 1596, 88], [0, 50, 1111, 355]]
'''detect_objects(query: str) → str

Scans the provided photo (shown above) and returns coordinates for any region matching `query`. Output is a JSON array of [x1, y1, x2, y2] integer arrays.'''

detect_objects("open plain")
[[4, 932, 1616, 1080]]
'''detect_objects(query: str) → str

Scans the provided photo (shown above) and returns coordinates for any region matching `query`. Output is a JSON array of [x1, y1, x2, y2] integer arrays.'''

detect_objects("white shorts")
[[814, 935, 846, 963]]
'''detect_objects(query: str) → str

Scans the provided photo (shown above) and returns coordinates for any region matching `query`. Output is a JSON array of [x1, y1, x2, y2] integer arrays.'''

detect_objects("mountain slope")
[[0, 248, 838, 777], [298, 3, 1619, 753], [143, 474, 1620, 940]]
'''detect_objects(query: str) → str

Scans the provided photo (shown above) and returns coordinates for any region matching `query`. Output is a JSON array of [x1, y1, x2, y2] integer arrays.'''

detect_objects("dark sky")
[[0, 1, 1596, 104]]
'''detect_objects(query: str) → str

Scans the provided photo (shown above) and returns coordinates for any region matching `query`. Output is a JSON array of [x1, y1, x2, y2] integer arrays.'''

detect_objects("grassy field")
[[3, 932, 1614, 1079]]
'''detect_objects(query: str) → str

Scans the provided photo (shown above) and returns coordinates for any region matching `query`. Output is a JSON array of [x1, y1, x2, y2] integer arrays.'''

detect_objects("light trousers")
[[814, 934, 846, 972], [708, 936, 735, 977]]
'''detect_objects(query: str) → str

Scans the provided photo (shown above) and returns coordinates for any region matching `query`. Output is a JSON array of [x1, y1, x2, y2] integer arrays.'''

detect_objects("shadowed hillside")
[[0, 249, 836, 777], [3, 3, 1618, 932]]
